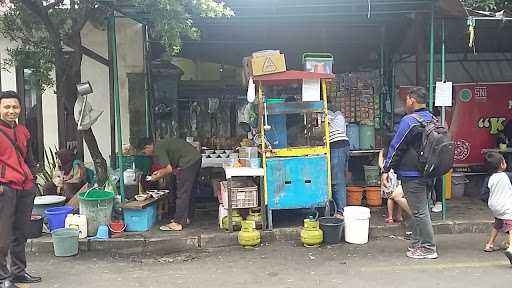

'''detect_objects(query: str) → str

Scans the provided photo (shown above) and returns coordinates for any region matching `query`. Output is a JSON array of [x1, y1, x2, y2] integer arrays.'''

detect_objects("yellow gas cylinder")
[[246, 209, 263, 229], [222, 210, 243, 231], [238, 220, 261, 247], [300, 217, 323, 247]]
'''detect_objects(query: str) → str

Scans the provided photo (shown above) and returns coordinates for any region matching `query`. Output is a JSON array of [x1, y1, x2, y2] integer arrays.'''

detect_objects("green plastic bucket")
[[51, 228, 79, 257], [79, 189, 115, 237], [359, 125, 375, 150]]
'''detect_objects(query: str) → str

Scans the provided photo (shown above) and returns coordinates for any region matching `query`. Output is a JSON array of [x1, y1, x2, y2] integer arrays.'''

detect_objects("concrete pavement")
[[24, 233, 512, 288], [27, 197, 494, 257]]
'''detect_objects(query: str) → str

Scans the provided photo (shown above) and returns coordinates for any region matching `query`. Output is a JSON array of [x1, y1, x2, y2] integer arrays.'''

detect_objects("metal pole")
[[322, 80, 332, 199], [109, 11, 125, 202], [380, 28, 385, 129], [142, 24, 150, 137], [441, 18, 447, 221], [428, 4, 435, 111]]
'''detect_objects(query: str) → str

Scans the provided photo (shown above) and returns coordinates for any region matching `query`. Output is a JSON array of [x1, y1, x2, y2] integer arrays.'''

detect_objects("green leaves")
[[36, 146, 58, 195], [134, 0, 233, 54], [0, 0, 233, 92], [462, 0, 512, 11]]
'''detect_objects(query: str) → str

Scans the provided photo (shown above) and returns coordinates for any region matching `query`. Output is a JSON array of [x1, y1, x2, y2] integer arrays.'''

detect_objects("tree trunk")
[[82, 129, 108, 186], [55, 32, 109, 186]]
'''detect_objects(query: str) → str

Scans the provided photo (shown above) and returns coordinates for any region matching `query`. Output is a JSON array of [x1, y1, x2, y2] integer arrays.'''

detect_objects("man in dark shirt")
[[382, 87, 438, 259], [138, 137, 201, 231]]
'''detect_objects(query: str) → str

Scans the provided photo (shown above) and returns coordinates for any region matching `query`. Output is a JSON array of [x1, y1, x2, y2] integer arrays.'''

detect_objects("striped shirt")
[[328, 110, 348, 143]]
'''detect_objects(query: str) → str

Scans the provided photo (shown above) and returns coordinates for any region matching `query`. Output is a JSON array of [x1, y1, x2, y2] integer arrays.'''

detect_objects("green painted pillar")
[[109, 10, 125, 202]]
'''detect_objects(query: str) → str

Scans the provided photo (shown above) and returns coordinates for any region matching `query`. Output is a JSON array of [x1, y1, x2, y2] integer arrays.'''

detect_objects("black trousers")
[[0, 185, 36, 280], [170, 159, 201, 225]]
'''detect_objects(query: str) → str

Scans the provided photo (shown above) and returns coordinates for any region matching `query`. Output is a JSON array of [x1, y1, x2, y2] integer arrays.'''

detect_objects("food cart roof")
[[254, 70, 335, 83]]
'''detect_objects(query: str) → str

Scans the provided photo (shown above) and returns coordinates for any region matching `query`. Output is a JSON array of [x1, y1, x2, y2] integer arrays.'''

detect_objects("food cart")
[[254, 71, 335, 229]]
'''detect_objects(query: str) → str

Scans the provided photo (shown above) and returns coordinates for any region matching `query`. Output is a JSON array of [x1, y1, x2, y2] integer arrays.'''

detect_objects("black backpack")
[[411, 113, 454, 178]]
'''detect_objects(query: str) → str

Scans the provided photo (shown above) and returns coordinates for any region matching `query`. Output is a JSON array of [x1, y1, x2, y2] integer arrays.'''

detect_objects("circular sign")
[[459, 89, 472, 102], [454, 139, 471, 161]]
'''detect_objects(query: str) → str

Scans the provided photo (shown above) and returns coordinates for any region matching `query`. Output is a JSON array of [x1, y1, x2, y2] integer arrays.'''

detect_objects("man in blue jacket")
[[381, 87, 438, 259]]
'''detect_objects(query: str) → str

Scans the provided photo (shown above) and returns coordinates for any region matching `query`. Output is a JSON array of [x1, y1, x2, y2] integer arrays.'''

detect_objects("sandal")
[[385, 218, 394, 224], [169, 218, 191, 225], [394, 218, 403, 224], [334, 213, 344, 220], [483, 244, 501, 252], [159, 222, 183, 231]]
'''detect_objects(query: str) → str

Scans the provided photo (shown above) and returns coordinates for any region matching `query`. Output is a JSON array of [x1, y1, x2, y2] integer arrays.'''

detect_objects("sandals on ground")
[[385, 217, 394, 224], [483, 244, 501, 252], [159, 222, 183, 231]]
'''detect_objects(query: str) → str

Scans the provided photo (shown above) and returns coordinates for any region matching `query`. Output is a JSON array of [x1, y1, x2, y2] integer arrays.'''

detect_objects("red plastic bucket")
[[109, 220, 126, 235]]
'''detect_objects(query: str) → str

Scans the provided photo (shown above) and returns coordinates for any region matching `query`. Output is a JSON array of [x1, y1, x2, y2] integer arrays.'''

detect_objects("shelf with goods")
[[328, 72, 381, 127]]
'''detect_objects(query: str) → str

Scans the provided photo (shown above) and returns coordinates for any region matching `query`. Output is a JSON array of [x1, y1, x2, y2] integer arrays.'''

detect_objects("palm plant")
[[35, 146, 58, 196]]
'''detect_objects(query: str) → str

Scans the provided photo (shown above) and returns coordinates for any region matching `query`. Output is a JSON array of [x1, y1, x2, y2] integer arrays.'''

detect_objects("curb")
[[28, 220, 493, 257]]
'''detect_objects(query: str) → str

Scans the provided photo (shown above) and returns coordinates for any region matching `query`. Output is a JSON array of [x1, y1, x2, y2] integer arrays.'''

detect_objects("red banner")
[[399, 83, 512, 166], [447, 83, 512, 165]]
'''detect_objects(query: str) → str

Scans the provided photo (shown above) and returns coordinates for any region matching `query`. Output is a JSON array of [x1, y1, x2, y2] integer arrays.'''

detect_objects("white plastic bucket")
[[344, 206, 371, 244]]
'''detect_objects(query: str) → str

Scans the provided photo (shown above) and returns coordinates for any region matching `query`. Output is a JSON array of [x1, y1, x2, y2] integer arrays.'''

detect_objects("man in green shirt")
[[138, 137, 201, 231]]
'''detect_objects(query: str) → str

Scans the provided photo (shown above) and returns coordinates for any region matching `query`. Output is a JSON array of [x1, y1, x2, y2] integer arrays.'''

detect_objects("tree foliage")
[[0, 0, 232, 184], [462, 0, 512, 11], [0, 0, 233, 92]]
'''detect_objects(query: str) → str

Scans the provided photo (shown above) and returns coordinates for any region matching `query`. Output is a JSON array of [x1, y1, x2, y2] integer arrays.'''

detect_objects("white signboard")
[[302, 79, 321, 102], [435, 81, 453, 107]]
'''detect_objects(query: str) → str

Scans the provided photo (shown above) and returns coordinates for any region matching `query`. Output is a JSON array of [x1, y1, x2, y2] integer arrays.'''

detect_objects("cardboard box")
[[251, 53, 286, 76], [252, 50, 280, 58]]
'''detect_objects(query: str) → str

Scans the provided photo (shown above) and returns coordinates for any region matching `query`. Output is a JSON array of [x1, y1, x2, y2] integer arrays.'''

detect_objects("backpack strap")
[[0, 128, 23, 157], [410, 113, 426, 126], [411, 112, 438, 127]]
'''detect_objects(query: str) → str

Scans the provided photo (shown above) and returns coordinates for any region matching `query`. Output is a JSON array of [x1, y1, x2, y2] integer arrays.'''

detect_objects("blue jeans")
[[330, 146, 350, 213]]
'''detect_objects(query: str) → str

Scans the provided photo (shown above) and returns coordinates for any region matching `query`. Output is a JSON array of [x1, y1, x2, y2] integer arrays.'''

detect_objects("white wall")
[[0, 37, 59, 150], [0, 37, 17, 91], [80, 17, 144, 162], [0, 17, 144, 165], [41, 76, 59, 150]]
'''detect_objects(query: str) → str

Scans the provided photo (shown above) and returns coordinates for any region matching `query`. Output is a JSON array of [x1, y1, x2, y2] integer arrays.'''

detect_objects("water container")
[[45, 206, 74, 232], [79, 189, 114, 237], [65, 214, 88, 239], [319, 217, 344, 245], [344, 206, 371, 244], [123, 168, 137, 186], [347, 123, 360, 150], [359, 124, 375, 150], [51, 228, 80, 257]]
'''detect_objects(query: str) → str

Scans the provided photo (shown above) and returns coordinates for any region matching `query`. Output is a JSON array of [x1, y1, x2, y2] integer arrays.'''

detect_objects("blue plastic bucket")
[[347, 123, 359, 150], [45, 206, 74, 232]]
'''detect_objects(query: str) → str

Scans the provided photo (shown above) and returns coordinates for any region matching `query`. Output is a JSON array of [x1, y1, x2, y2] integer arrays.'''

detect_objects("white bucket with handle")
[[344, 206, 371, 244]]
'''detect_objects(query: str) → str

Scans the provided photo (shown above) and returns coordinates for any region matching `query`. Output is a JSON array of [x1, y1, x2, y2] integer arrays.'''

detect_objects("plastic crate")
[[220, 181, 258, 208], [303, 53, 334, 74], [123, 204, 157, 232], [363, 165, 381, 187]]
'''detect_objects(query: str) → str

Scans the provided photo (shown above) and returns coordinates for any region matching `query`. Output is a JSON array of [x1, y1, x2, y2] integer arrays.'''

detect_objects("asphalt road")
[[22, 233, 512, 288]]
